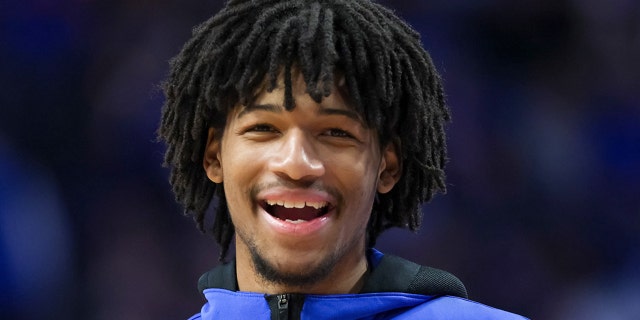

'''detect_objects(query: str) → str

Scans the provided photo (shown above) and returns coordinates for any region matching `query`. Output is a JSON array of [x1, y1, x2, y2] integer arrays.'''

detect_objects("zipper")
[[266, 293, 304, 320], [277, 294, 289, 320]]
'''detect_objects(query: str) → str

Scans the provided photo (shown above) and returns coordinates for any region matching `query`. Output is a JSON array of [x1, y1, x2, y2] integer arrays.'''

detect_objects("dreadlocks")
[[159, 0, 450, 260]]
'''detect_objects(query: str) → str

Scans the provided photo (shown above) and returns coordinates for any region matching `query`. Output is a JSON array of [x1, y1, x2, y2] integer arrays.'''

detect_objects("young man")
[[159, 0, 528, 319]]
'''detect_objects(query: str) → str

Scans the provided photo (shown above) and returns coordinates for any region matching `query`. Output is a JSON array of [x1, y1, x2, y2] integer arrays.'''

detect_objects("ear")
[[377, 141, 401, 194], [203, 127, 223, 183]]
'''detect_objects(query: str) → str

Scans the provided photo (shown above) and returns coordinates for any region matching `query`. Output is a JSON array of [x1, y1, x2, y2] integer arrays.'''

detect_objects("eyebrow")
[[236, 103, 363, 123], [236, 103, 282, 118], [318, 107, 362, 122]]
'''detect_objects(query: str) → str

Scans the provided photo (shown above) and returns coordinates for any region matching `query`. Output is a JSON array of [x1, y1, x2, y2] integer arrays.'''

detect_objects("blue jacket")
[[189, 249, 528, 319]]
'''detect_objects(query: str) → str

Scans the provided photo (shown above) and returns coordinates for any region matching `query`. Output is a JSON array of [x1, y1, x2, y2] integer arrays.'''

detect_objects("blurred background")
[[1, 0, 638, 319]]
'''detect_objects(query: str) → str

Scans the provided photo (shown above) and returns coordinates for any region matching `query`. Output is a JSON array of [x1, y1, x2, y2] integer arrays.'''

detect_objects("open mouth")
[[260, 200, 332, 224]]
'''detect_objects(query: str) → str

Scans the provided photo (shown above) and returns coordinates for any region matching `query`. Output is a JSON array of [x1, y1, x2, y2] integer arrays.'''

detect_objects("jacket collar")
[[197, 248, 467, 298]]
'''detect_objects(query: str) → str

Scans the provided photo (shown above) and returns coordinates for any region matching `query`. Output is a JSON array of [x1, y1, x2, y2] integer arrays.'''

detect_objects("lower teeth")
[[284, 219, 306, 224]]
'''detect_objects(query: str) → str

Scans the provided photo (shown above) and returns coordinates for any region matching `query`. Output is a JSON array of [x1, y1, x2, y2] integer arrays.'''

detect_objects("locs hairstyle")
[[159, 0, 450, 260]]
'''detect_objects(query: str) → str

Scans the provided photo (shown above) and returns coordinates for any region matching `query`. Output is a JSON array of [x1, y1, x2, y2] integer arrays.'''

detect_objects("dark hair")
[[159, 0, 450, 260]]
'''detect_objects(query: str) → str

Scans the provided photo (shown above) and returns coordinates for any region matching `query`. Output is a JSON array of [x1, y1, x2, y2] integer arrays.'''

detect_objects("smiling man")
[[206, 70, 397, 296], [159, 0, 527, 319]]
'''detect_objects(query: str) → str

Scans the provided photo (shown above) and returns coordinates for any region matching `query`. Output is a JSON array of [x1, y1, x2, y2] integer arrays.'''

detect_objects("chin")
[[252, 247, 338, 287]]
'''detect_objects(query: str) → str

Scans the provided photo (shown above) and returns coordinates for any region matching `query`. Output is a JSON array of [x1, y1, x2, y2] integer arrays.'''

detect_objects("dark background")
[[1, 0, 638, 319]]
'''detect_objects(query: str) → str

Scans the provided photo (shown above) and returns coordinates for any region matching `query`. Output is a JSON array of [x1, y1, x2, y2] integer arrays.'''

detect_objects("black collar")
[[198, 253, 467, 298]]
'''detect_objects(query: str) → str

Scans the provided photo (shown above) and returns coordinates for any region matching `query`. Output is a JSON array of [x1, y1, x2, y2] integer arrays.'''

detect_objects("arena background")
[[1, 0, 638, 319]]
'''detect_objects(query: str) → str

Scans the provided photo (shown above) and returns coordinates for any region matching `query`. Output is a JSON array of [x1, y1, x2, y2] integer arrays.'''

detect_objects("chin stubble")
[[250, 244, 339, 288]]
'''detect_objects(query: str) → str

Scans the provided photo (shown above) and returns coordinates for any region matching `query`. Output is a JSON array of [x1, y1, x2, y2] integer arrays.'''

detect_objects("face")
[[203, 72, 400, 292]]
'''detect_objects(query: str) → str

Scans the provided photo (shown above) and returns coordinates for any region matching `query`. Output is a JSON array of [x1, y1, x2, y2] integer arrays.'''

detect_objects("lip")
[[257, 188, 335, 236]]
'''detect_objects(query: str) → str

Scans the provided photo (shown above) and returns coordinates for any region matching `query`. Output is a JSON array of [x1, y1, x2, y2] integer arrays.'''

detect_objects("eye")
[[323, 128, 354, 138], [246, 124, 277, 133]]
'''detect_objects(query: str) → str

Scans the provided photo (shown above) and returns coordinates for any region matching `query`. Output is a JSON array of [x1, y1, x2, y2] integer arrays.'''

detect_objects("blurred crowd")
[[1, 0, 638, 319]]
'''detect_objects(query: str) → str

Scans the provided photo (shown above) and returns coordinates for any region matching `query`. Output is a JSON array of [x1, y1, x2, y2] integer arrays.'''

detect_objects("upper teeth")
[[266, 200, 327, 209]]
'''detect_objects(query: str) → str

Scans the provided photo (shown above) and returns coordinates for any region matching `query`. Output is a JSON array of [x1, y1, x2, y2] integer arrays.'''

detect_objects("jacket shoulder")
[[396, 296, 529, 319], [361, 252, 468, 298]]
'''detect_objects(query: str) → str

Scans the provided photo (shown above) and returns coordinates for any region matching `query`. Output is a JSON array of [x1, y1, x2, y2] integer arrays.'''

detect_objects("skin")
[[203, 71, 400, 295]]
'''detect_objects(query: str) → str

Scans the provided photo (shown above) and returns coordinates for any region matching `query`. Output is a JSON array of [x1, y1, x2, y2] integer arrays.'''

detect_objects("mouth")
[[260, 200, 332, 224]]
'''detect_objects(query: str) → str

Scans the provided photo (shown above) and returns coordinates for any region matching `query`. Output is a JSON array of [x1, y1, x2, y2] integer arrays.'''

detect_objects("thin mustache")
[[250, 181, 342, 206]]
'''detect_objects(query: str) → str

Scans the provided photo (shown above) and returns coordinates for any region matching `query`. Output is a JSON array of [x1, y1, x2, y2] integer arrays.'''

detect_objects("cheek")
[[219, 147, 255, 206], [220, 140, 261, 179], [328, 155, 381, 203], [328, 149, 381, 182]]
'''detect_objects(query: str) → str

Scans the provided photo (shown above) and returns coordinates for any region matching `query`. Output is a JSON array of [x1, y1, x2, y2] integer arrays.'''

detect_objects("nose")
[[268, 129, 325, 181]]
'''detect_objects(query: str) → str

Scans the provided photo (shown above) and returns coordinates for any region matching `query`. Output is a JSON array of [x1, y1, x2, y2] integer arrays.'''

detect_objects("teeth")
[[265, 200, 328, 209], [285, 219, 306, 224], [306, 201, 324, 209]]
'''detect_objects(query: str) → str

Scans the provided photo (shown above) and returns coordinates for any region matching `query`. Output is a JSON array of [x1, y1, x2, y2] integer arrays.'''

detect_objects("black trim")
[[360, 254, 468, 298], [197, 260, 238, 293], [197, 252, 467, 299]]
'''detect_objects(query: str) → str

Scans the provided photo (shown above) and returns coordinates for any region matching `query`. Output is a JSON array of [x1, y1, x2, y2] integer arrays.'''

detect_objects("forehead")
[[237, 67, 362, 120]]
